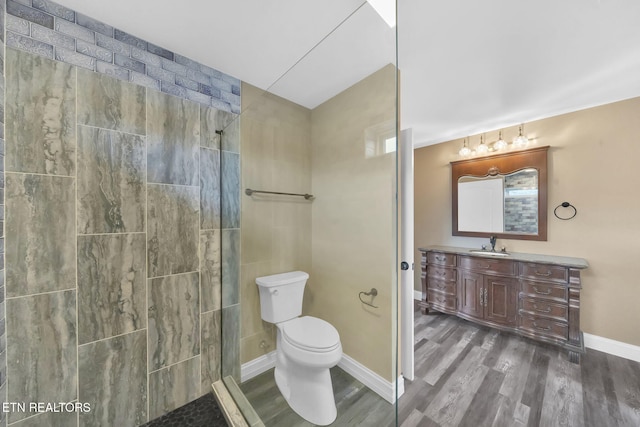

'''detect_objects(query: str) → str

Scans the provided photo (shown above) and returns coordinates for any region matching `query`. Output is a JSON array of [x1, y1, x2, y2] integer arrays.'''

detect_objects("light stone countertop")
[[418, 245, 589, 269]]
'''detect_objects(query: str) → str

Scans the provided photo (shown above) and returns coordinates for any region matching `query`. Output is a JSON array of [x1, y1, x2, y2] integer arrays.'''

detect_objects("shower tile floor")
[[140, 393, 228, 427]]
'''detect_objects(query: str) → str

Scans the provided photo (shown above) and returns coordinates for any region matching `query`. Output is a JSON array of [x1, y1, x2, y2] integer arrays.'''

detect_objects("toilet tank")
[[256, 271, 309, 323]]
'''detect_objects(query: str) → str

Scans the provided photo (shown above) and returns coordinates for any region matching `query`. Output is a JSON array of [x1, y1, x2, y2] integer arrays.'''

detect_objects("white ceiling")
[[55, 0, 640, 147], [399, 0, 640, 146]]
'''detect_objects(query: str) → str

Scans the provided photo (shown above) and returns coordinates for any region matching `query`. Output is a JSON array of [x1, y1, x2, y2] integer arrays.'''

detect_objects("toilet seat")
[[282, 316, 340, 352]]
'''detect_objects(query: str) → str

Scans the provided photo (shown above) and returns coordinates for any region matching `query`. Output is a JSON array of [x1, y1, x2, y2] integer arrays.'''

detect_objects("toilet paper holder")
[[359, 288, 378, 309]]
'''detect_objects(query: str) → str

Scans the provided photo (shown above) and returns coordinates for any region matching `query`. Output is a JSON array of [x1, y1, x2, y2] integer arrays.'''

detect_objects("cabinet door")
[[485, 276, 517, 326], [458, 270, 484, 319]]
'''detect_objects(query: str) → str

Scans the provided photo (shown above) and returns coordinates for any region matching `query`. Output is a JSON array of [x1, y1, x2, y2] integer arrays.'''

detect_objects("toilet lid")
[[282, 316, 340, 351]]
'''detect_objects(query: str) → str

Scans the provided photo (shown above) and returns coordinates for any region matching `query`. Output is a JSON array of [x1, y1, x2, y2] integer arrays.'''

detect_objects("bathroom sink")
[[469, 250, 510, 257]]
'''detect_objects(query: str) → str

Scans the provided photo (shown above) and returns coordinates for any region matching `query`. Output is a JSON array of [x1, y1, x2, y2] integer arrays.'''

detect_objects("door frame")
[[400, 128, 415, 381]]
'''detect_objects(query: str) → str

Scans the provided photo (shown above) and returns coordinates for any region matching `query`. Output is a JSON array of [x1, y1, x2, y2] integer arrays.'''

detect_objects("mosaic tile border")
[[4, 0, 241, 114]]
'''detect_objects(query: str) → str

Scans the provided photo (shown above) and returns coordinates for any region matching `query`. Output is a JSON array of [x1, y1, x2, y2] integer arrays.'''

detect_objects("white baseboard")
[[240, 351, 277, 383], [338, 354, 404, 404], [241, 351, 404, 404], [397, 374, 405, 399], [584, 333, 640, 363], [414, 290, 421, 300]]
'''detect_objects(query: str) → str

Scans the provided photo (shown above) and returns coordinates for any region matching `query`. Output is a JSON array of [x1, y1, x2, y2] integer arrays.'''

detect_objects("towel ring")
[[359, 288, 378, 309], [554, 202, 577, 220]]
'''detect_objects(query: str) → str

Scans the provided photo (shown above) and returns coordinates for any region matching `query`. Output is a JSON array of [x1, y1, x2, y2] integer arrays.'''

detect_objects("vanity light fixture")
[[476, 134, 489, 154], [513, 123, 529, 148], [458, 137, 471, 157], [494, 130, 508, 151]]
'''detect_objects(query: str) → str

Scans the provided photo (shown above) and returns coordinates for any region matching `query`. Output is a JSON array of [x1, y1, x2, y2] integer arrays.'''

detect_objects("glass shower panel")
[[220, 2, 399, 425]]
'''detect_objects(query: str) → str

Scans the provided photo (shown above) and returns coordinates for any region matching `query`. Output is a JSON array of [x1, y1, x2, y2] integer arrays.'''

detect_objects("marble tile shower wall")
[[2, 46, 240, 427], [0, 0, 243, 421]]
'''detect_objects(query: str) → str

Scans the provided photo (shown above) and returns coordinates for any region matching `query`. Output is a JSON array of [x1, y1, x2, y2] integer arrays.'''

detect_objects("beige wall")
[[414, 96, 640, 346], [311, 64, 397, 381], [240, 65, 398, 381], [240, 83, 312, 363]]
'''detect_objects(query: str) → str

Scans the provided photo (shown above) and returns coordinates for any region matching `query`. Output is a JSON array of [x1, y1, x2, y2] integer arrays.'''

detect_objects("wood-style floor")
[[240, 366, 394, 426], [240, 306, 640, 426], [400, 306, 640, 427]]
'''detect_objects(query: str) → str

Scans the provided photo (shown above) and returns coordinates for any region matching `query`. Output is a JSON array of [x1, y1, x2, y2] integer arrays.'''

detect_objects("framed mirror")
[[451, 146, 549, 241]]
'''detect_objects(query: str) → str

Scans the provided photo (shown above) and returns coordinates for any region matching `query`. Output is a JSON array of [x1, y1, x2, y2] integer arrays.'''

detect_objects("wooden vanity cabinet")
[[423, 252, 457, 315], [457, 270, 484, 319], [457, 257, 517, 327], [419, 247, 588, 363]]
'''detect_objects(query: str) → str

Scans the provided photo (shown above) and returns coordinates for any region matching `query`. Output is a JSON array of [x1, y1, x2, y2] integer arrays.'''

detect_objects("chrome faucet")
[[489, 235, 497, 252]]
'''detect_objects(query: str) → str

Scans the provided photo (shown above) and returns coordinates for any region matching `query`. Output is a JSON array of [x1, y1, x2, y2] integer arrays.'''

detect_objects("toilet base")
[[274, 363, 337, 426]]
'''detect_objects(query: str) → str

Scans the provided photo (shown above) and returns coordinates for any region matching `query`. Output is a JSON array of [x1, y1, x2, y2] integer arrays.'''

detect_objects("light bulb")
[[476, 135, 488, 154], [513, 125, 529, 148], [494, 131, 507, 150], [459, 139, 471, 156], [513, 135, 529, 147]]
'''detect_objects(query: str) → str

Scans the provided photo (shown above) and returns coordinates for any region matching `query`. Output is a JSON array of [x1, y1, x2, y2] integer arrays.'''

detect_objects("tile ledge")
[[211, 380, 251, 427]]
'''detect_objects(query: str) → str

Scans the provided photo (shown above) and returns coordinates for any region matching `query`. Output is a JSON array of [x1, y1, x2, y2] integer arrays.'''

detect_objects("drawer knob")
[[435, 256, 445, 262], [533, 286, 552, 295], [481, 264, 490, 269], [534, 270, 552, 277], [533, 304, 552, 313], [533, 322, 551, 331]]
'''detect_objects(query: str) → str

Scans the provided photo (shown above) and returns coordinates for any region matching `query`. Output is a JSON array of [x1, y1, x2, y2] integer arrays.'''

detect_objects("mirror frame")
[[451, 146, 549, 241]]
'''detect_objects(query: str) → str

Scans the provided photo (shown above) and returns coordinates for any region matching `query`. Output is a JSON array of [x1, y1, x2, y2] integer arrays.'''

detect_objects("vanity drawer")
[[520, 298, 568, 322], [427, 252, 456, 267], [519, 315, 568, 341], [427, 279, 456, 295], [520, 281, 568, 303], [427, 290, 456, 311], [427, 266, 456, 282], [520, 263, 568, 284], [459, 256, 516, 276]]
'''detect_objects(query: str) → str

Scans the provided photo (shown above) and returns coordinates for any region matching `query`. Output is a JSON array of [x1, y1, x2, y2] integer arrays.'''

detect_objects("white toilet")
[[256, 271, 342, 426]]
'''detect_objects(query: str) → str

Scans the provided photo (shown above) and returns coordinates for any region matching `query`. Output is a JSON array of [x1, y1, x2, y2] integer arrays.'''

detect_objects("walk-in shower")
[[217, 2, 401, 425]]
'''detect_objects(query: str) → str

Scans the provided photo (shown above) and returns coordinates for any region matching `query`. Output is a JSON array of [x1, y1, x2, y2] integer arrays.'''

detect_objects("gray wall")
[[0, 1, 241, 425]]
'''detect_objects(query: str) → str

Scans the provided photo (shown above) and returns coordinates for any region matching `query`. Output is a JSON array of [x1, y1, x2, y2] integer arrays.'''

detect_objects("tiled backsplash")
[[4, 0, 241, 114]]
